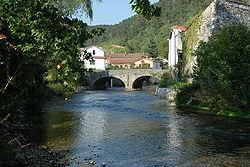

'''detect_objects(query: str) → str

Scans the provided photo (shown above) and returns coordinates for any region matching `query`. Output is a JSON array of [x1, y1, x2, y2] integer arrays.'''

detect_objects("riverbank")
[[0, 83, 92, 166], [154, 86, 250, 119], [0, 108, 67, 167], [154, 87, 178, 105]]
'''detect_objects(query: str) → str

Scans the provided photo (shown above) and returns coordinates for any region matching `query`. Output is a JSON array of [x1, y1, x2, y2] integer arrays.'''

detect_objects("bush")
[[175, 82, 200, 106], [48, 83, 65, 96], [193, 24, 250, 112], [141, 63, 150, 69], [158, 72, 175, 88]]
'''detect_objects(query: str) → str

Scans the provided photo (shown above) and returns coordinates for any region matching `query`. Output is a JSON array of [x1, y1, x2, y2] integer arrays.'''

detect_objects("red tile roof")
[[106, 53, 145, 65], [108, 59, 141, 64], [170, 26, 187, 31], [105, 53, 145, 58]]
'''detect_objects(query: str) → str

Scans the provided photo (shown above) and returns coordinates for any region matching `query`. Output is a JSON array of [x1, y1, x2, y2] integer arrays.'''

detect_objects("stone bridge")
[[87, 69, 168, 90]]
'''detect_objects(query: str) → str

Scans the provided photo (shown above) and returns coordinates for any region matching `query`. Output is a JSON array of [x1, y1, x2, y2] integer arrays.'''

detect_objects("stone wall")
[[199, 0, 250, 42], [155, 87, 178, 105], [184, 0, 250, 73]]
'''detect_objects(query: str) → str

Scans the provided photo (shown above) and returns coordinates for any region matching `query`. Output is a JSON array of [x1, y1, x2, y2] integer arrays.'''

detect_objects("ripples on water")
[[31, 89, 250, 167]]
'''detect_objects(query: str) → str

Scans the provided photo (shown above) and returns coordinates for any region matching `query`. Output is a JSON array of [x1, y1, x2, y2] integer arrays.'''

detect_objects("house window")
[[90, 59, 95, 65], [93, 50, 96, 55]]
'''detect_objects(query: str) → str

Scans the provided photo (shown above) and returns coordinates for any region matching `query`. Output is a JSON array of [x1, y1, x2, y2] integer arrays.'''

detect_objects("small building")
[[168, 26, 187, 69], [105, 53, 145, 69], [80, 46, 106, 70], [134, 58, 162, 69]]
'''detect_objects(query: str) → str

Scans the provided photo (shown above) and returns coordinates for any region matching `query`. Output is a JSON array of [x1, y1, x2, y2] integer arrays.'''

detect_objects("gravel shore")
[[0, 108, 67, 167]]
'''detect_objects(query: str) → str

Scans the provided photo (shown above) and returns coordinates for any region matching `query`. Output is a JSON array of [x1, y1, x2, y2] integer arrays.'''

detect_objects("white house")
[[80, 46, 106, 70], [168, 26, 187, 69]]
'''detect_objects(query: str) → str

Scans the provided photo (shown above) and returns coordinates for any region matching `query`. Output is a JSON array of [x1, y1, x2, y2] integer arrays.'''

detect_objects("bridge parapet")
[[87, 69, 169, 90]]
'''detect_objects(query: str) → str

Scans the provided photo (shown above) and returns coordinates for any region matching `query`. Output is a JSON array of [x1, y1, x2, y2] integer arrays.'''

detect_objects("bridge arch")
[[93, 77, 125, 90], [132, 76, 150, 89], [87, 69, 168, 90], [132, 75, 160, 90]]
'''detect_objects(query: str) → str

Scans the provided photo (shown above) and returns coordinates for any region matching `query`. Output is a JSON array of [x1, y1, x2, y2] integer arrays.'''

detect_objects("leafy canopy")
[[0, 0, 102, 109], [193, 24, 250, 111]]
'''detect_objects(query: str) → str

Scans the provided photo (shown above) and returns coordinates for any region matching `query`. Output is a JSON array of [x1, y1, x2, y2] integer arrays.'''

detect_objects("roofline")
[[170, 25, 187, 31]]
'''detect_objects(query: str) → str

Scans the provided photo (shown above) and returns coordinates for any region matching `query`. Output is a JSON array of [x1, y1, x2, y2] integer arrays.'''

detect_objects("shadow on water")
[[25, 90, 250, 167]]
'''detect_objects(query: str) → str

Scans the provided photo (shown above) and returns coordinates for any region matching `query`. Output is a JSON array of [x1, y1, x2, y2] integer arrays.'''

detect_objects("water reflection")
[[76, 110, 107, 146], [31, 90, 250, 167]]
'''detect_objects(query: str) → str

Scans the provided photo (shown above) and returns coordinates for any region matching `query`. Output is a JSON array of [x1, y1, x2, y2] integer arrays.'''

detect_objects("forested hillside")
[[86, 0, 249, 58], [86, 0, 213, 57]]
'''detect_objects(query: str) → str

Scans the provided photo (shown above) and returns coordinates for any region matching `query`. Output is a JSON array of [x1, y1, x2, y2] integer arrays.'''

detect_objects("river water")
[[30, 89, 250, 167]]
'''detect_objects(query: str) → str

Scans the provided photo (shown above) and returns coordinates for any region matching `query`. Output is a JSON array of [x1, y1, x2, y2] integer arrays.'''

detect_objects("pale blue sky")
[[78, 0, 159, 25]]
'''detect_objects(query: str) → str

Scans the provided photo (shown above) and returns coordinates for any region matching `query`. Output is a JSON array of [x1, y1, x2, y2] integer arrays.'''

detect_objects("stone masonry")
[[185, 0, 250, 73], [87, 69, 167, 90], [199, 0, 250, 42]]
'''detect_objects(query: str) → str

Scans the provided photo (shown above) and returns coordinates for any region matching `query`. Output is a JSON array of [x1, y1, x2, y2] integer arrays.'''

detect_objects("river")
[[28, 89, 250, 167]]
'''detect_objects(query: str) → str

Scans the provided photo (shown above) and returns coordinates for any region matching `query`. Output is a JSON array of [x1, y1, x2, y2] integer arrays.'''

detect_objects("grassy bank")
[[175, 82, 250, 119]]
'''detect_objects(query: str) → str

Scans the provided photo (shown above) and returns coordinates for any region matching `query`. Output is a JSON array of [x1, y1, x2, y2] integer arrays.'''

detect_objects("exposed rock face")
[[185, 0, 250, 73], [199, 0, 250, 42]]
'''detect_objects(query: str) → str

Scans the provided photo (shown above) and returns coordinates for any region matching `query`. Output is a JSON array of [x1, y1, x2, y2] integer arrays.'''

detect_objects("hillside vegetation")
[[86, 0, 249, 58], [86, 0, 214, 57]]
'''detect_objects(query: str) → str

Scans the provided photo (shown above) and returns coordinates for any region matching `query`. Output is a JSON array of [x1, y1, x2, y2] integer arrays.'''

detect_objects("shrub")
[[175, 82, 200, 106], [158, 72, 175, 88], [193, 24, 250, 112], [48, 83, 65, 96], [141, 63, 150, 69]]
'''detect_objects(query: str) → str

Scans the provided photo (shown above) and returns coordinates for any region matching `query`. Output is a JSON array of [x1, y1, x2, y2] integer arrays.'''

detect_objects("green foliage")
[[141, 63, 150, 69], [102, 44, 130, 54], [175, 82, 200, 106], [147, 39, 158, 58], [130, 63, 136, 69], [182, 12, 202, 72], [48, 83, 66, 96], [0, 0, 100, 110], [130, 0, 161, 19], [177, 24, 250, 118], [87, 0, 213, 59], [106, 64, 124, 70], [193, 24, 250, 112], [161, 62, 168, 70], [218, 109, 250, 118], [171, 81, 191, 89], [158, 72, 175, 88]]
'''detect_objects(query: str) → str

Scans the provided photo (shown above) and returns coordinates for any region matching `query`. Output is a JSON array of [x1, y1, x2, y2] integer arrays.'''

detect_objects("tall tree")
[[0, 0, 102, 109], [130, 0, 161, 19], [147, 39, 158, 58]]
